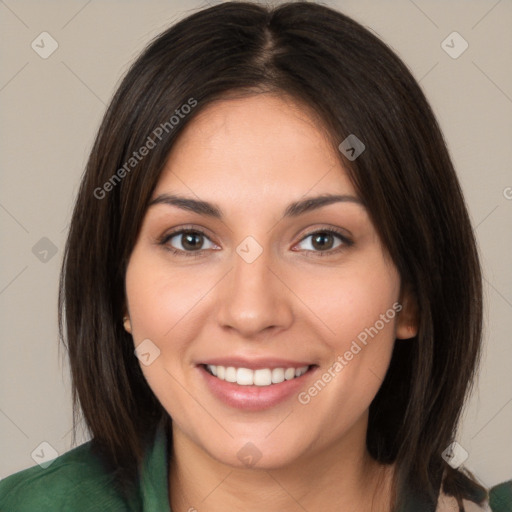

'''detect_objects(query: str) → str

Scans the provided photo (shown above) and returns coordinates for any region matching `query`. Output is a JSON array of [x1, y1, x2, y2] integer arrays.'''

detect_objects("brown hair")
[[59, 1, 485, 508]]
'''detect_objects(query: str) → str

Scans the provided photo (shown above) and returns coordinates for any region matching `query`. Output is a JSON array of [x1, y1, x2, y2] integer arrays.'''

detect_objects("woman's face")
[[124, 93, 416, 469]]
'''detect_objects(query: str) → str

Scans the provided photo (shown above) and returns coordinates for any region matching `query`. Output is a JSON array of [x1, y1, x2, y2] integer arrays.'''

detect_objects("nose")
[[215, 242, 294, 339]]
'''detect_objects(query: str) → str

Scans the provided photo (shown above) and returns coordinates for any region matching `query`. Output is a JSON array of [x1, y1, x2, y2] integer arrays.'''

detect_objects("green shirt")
[[0, 426, 170, 511], [0, 424, 510, 511]]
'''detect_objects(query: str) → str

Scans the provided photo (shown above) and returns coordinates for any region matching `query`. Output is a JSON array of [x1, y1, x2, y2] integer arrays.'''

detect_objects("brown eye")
[[163, 230, 216, 253], [295, 229, 352, 254], [311, 232, 335, 250], [180, 232, 204, 251]]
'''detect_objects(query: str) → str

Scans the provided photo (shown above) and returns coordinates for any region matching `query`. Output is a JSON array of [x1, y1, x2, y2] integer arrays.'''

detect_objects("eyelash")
[[158, 227, 353, 258]]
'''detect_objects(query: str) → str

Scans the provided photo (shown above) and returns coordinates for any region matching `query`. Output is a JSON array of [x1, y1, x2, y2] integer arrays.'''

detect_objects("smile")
[[204, 364, 310, 386], [198, 362, 318, 410]]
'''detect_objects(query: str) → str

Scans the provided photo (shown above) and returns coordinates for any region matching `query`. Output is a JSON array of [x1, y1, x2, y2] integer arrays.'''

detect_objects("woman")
[[1, 2, 510, 511]]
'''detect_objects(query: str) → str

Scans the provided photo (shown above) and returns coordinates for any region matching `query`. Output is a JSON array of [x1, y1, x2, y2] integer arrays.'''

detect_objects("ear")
[[395, 284, 419, 340], [123, 306, 132, 334]]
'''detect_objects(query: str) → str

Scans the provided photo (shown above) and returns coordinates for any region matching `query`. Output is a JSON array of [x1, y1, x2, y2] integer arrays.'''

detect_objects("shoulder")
[[489, 480, 512, 512], [435, 480, 512, 512], [0, 441, 138, 511]]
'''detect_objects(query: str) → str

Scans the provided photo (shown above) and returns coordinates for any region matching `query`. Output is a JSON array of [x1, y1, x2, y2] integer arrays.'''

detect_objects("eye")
[[158, 227, 352, 257], [160, 229, 217, 255], [294, 229, 352, 254]]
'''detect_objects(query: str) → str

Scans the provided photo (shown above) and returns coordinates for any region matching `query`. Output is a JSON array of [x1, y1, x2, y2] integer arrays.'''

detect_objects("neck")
[[168, 417, 394, 512]]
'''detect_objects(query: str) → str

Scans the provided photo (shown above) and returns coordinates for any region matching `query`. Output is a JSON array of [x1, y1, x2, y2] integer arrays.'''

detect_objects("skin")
[[124, 93, 418, 512]]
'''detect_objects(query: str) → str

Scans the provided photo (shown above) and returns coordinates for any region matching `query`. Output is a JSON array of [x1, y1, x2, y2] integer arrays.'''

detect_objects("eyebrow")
[[148, 193, 364, 219]]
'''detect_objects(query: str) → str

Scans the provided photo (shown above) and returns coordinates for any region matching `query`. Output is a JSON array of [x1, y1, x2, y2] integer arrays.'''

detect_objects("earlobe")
[[123, 315, 132, 334], [395, 286, 419, 340]]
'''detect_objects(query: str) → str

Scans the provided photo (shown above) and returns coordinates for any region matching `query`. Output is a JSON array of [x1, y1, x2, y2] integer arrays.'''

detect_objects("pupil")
[[183, 232, 202, 250], [312, 233, 333, 250]]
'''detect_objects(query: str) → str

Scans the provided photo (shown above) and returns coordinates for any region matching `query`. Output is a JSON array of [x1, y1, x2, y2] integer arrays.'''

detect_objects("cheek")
[[293, 259, 400, 347], [293, 258, 400, 403], [304, 265, 400, 409], [124, 253, 204, 417], [125, 252, 203, 340]]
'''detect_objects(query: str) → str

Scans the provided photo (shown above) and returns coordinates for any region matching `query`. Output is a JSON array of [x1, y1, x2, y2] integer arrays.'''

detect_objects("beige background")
[[1, 0, 511, 488]]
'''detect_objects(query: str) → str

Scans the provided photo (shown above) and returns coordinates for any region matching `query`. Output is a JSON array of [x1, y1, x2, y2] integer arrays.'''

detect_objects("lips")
[[196, 358, 318, 411]]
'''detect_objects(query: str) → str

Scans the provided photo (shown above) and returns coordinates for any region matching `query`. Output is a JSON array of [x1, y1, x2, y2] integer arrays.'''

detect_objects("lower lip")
[[198, 365, 317, 411]]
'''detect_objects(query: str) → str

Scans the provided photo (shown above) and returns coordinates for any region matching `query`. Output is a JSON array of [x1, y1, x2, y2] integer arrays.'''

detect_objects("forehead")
[[154, 93, 356, 202]]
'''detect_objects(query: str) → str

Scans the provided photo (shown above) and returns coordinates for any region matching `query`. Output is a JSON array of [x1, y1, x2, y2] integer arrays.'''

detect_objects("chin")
[[204, 435, 309, 471]]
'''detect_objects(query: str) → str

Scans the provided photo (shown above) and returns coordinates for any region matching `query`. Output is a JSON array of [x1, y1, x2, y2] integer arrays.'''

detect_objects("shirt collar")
[[139, 420, 172, 512]]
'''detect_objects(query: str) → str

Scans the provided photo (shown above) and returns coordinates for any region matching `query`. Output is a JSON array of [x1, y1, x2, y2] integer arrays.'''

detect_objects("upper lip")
[[199, 358, 315, 370]]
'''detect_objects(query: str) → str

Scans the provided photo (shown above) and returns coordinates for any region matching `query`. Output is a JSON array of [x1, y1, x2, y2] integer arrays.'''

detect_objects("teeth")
[[205, 364, 309, 386], [271, 368, 284, 383], [284, 368, 296, 380], [237, 367, 254, 385], [225, 367, 236, 383]]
